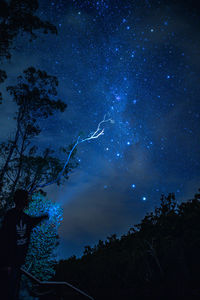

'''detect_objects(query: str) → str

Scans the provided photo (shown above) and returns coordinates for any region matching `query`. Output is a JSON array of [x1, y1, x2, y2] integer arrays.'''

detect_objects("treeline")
[[53, 191, 200, 299]]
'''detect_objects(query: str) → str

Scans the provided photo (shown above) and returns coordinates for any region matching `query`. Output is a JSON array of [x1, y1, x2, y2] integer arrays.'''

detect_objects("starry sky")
[[1, 0, 200, 259]]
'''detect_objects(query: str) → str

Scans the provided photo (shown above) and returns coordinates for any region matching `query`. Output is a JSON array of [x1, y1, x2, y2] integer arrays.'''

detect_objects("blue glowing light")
[[142, 196, 147, 201], [25, 193, 63, 280], [29, 116, 113, 192], [132, 184, 136, 188]]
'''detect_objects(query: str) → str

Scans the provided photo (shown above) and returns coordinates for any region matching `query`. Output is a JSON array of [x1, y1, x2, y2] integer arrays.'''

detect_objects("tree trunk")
[[0, 119, 21, 194], [9, 127, 28, 196]]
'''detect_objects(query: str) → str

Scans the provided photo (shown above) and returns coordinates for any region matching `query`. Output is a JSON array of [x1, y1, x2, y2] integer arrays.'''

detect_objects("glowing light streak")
[[30, 115, 114, 193]]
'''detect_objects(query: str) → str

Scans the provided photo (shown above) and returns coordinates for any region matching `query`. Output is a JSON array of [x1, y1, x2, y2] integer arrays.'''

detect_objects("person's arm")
[[30, 214, 49, 228]]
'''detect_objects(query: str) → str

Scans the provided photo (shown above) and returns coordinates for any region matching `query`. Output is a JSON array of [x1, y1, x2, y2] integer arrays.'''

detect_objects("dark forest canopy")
[[54, 191, 200, 299]]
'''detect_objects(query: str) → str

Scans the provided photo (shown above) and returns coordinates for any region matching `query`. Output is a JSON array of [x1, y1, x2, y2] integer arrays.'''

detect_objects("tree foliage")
[[0, 66, 77, 212], [55, 191, 200, 299], [0, 0, 57, 101], [24, 192, 63, 281]]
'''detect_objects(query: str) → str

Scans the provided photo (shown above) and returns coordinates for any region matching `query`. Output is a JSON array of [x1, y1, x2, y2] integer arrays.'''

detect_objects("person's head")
[[14, 189, 29, 211]]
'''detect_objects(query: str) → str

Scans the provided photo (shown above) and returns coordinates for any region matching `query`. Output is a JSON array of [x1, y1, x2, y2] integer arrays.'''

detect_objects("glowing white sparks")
[[30, 115, 114, 192], [84, 115, 113, 142]]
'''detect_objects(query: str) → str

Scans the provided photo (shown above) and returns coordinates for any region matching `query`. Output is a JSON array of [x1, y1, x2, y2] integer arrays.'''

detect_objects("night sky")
[[1, 0, 200, 259]]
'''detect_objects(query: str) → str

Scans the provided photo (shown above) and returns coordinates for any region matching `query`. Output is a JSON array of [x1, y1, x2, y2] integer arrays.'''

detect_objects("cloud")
[[54, 146, 159, 242]]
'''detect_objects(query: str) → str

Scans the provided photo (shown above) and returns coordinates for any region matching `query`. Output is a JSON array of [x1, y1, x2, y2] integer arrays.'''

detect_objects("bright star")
[[142, 196, 147, 201]]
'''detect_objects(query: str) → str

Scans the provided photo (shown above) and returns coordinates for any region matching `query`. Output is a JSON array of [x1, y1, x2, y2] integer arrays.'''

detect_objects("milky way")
[[1, 0, 200, 258]]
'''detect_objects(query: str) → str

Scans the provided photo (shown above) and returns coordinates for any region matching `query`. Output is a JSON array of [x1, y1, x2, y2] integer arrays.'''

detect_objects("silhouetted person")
[[0, 189, 48, 300]]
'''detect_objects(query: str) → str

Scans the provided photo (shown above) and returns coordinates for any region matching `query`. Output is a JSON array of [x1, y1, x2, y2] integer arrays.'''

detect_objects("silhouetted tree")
[[0, 67, 77, 212], [24, 192, 63, 280], [54, 190, 200, 299]]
